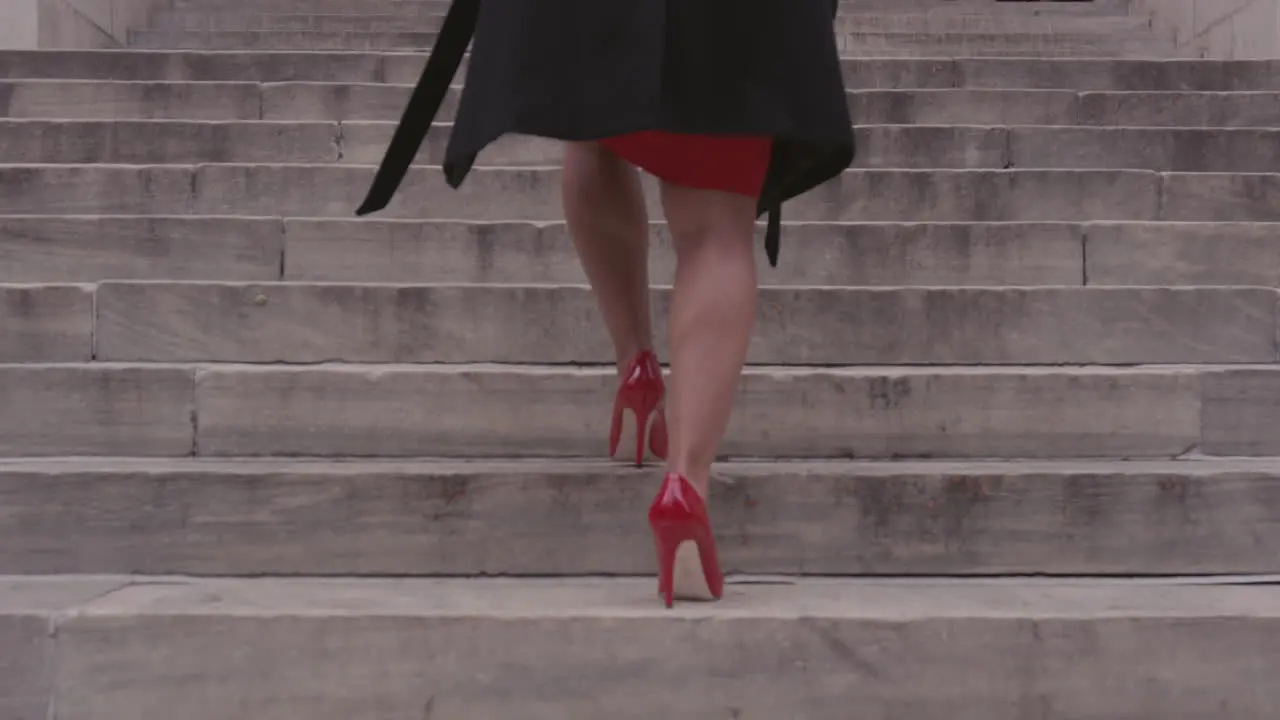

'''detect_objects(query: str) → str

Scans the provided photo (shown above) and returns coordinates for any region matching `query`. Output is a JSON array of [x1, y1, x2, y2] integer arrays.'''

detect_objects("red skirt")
[[600, 131, 773, 199]]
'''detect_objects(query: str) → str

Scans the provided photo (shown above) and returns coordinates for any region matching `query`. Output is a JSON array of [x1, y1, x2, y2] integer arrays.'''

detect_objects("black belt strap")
[[356, 0, 480, 216], [764, 205, 781, 267]]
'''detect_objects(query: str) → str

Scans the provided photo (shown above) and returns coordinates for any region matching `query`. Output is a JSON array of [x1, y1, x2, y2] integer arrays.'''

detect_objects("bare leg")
[[660, 182, 759, 498], [561, 141, 653, 373]]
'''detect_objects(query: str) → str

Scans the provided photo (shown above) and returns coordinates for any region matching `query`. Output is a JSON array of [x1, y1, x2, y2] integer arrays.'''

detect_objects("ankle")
[[615, 345, 655, 377], [665, 463, 711, 498]]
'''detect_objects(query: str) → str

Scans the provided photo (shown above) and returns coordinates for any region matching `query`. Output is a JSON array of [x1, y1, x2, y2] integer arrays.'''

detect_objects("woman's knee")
[[661, 183, 757, 257]]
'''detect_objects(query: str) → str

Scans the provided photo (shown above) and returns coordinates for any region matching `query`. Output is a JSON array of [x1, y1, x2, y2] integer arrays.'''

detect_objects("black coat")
[[358, 0, 856, 266]]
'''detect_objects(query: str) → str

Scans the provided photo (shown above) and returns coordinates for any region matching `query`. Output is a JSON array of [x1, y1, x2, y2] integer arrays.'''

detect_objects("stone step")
[[2, 282, 1266, 365], [828, 32, 1169, 58], [148, 10, 1150, 35], [5, 218, 1274, 288], [126, 29, 1166, 57], [6, 81, 1279, 129], [129, 29, 441, 52], [164, 0, 1136, 15], [2, 457, 1279, 575], [3, 52, 1278, 90], [2, 165, 1274, 221], [1, 362, 1274, 458], [5, 120, 1280, 172], [3, 575, 1278, 719]]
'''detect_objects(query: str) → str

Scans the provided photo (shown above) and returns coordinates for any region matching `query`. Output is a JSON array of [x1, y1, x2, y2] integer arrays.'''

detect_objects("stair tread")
[[5, 454, 1280, 473], [5, 574, 1280, 618]]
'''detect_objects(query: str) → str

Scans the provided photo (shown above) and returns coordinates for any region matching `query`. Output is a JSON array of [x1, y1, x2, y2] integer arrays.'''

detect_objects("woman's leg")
[[660, 182, 759, 498], [561, 141, 654, 373]]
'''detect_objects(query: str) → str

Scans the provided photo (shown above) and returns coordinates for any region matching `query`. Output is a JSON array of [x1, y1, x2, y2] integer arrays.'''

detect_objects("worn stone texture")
[[0, 284, 92, 361], [0, 79, 262, 119], [29, 163, 1280, 222], [0, 615, 52, 720], [6, 51, 1280, 89], [0, 217, 282, 283], [22, 577, 1280, 720], [0, 119, 340, 164], [93, 283, 1279, 364], [192, 365, 1202, 458], [1085, 222, 1280, 286], [7, 81, 1279, 128], [0, 365, 194, 456], [954, 58, 1280, 91], [1161, 173, 1280, 221], [1201, 368, 1280, 456], [2, 458, 1279, 576], [1010, 127, 1280, 172], [127, 28, 439, 51], [283, 219, 1086, 287], [15, 119, 1280, 172], [260, 80, 452, 122], [183, 165, 1172, 221], [0, 164, 192, 215], [0, 48, 389, 82], [857, 87, 1079, 125], [0, 577, 128, 720], [152, 10, 448, 32], [1076, 90, 1280, 127]]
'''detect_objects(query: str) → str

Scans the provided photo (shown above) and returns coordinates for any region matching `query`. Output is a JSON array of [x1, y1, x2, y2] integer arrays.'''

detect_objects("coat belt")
[[356, 0, 480, 216]]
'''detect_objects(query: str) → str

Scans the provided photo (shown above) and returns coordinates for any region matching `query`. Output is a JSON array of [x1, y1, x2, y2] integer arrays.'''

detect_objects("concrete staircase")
[[3, 0, 1280, 717]]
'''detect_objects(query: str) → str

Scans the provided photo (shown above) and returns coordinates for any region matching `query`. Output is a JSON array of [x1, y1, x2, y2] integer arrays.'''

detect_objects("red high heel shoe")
[[609, 350, 669, 467], [649, 472, 724, 608]]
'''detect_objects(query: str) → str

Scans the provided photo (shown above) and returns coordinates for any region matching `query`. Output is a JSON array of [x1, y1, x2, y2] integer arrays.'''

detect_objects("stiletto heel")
[[648, 472, 723, 608], [609, 350, 668, 467]]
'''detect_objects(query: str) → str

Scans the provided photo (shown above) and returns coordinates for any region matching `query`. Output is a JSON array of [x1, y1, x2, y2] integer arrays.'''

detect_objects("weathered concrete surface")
[[282, 220, 1086, 287], [1073, 90, 1280, 126], [0, 0, 173, 49], [1201, 368, 1280, 456], [1009, 127, 1280, 172], [0, 576, 130, 720], [2, 363, 1272, 459], [128, 29, 440, 51], [126, 28, 1167, 57], [1161, 173, 1280, 221], [0, 284, 92, 361], [857, 88, 1280, 126], [92, 283, 1280, 364], [4, 52, 1280, 90], [6, 217, 1266, 289], [160, 0, 1130, 12], [147, 10, 1143, 35], [191, 364, 1203, 459], [4, 165, 1189, 221], [0, 615, 53, 720], [0, 365, 193, 455], [257, 80, 461, 122], [0, 165, 192, 215], [279, 219, 1274, 288], [1084, 222, 1280, 286], [10, 121, 1280, 172], [0, 120, 341, 164], [2, 458, 1279, 576], [11, 80, 1278, 127], [0, 217, 282, 283], [5, 163, 1278, 222], [0, 576, 1273, 720], [1137, 0, 1280, 60], [0, 79, 264, 120]]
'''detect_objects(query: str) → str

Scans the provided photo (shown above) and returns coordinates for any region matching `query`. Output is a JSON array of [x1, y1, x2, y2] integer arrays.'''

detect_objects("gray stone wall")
[[0, 0, 165, 48], [1136, 0, 1280, 58]]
